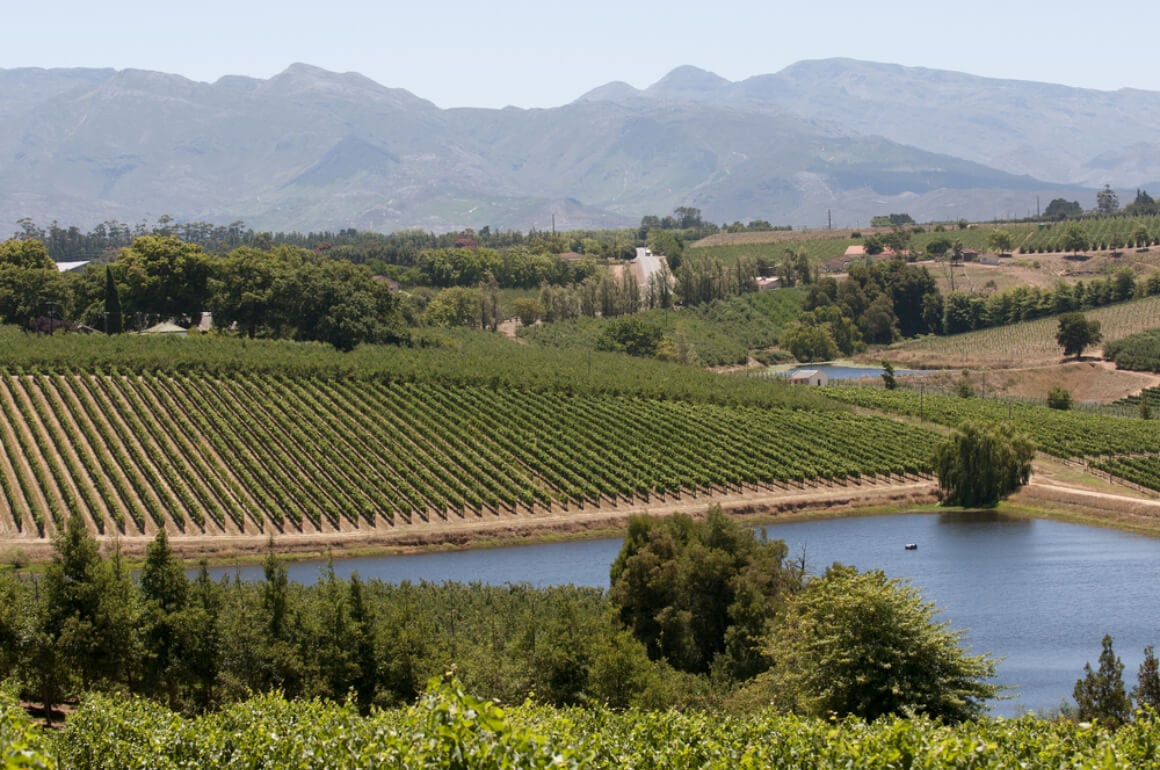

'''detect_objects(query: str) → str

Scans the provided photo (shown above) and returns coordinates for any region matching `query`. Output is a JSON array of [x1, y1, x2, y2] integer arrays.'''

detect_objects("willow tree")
[[933, 421, 1035, 507]]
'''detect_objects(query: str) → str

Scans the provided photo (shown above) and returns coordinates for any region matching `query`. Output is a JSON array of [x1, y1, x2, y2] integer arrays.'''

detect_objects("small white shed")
[[788, 369, 829, 387]]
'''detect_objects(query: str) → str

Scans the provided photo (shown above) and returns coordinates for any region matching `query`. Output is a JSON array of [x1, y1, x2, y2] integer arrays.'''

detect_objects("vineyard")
[[1017, 215, 1160, 253], [822, 387, 1160, 460], [879, 294, 1160, 366], [824, 385, 1160, 501], [33, 683, 1160, 770], [0, 371, 940, 540]]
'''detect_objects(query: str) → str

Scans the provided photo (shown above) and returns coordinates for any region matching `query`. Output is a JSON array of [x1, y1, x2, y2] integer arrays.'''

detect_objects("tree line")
[[1, 508, 1001, 724]]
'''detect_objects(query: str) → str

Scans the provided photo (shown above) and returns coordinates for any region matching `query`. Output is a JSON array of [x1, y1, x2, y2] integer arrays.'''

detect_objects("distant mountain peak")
[[646, 65, 732, 98], [574, 80, 641, 103]]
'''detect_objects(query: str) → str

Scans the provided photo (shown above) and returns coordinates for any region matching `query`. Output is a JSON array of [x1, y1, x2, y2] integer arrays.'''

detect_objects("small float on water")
[[904, 543, 918, 551]]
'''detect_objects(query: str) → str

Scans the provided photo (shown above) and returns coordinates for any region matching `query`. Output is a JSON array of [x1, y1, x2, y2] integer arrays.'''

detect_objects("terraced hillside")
[[0, 371, 940, 540]]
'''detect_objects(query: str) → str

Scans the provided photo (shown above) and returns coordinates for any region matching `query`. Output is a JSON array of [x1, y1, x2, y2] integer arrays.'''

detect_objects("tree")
[[780, 321, 839, 363], [1047, 385, 1073, 410], [1074, 635, 1131, 728], [139, 529, 190, 707], [1062, 224, 1089, 256], [1096, 184, 1120, 215], [933, 420, 1035, 507], [509, 297, 544, 327], [609, 508, 801, 678], [1044, 198, 1082, 220], [1141, 392, 1153, 421], [1132, 224, 1152, 248], [102, 266, 123, 334], [595, 316, 664, 358], [38, 514, 136, 709], [116, 235, 211, 324], [1056, 312, 1102, 359], [747, 565, 999, 722], [1134, 645, 1160, 716], [1126, 190, 1159, 217], [881, 361, 897, 390], [988, 229, 1013, 255]]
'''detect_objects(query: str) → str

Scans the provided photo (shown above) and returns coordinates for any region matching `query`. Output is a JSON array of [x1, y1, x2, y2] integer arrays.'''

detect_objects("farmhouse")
[[788, 369, 829, 387]]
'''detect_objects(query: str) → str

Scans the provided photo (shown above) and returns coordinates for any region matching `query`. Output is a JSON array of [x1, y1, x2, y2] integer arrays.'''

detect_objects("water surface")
[[207, 512, 1160, 716]]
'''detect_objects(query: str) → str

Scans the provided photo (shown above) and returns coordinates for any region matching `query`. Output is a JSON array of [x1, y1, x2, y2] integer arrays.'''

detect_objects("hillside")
[[0, 369, 936, 551], [4, 59, 1154, 232]]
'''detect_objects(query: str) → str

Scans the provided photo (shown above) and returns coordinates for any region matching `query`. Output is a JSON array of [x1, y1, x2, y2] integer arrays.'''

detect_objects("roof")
[[54, 260, 90, 272], [141, 321, 188, 335]]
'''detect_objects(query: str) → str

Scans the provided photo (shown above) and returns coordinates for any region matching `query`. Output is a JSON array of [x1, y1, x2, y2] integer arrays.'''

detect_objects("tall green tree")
[[1134, 645, 1160, 716], [1062, 224, 1089, 256], [40, 515, 136, 699], [1096, 184, 1120, 215], [933, 421, 1035, 507], [1074, 635, 1131, 728], [609, 507, 801, 678], [1056, 312, 1102, 359], [1045, 198, 1082, 219], [988, 229, 1014, 255], [102, 266, 123, 334], [747, 565, 999, 722], [116, 235, 211, 324], [0, 238, 66, 328], [138, 529, 189, 707]]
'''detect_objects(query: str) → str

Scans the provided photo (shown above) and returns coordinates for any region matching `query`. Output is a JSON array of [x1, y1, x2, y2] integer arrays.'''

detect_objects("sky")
[[6, 0, 1160, 109]]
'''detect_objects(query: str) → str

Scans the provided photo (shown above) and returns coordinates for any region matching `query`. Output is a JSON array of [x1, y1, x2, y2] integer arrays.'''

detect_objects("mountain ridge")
[[0, 60, 1150, 233]]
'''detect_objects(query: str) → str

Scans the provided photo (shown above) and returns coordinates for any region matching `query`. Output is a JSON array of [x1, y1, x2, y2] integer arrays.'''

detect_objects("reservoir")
[[208, 511, 1160, 717]]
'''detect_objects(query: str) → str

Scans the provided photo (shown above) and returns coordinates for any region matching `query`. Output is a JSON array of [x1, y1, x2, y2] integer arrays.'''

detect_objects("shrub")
[[1047, 386, 1073, 410]]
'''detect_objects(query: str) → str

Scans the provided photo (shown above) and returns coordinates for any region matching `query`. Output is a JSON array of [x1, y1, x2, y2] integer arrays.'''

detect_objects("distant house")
[[788, 369, 829, 387], [755, 276, 780, 291]]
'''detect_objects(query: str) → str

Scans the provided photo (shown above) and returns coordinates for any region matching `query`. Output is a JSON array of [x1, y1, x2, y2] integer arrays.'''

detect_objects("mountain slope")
[[0, 60, 1149, 232]]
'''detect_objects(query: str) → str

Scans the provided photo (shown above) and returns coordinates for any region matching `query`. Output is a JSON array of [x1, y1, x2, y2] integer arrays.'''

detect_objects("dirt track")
[[0, 479, 940, 563], [5, 469, 1160, 566]]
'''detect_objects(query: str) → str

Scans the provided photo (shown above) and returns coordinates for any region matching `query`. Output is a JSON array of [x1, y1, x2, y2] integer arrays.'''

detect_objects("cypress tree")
[[104, 266, 123, 334]]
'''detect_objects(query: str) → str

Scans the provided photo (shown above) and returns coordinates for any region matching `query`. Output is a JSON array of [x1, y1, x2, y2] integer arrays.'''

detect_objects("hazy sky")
[[7, 0, 1158, 109]]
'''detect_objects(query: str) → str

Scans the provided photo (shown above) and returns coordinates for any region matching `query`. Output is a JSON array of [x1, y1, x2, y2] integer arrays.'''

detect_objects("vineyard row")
[[0, 373, 941, 538]]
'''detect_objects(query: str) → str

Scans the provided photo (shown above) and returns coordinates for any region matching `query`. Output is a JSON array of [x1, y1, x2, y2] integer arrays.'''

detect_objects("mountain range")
[[1, 59, 1157, 234]]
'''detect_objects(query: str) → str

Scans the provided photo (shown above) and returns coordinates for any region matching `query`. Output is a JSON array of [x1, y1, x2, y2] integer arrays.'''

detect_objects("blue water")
[[204, 512, 1160, 717]]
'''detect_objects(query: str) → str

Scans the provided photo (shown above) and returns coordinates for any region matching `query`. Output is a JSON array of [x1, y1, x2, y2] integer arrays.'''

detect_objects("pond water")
[[205, 512, 1160, 716]]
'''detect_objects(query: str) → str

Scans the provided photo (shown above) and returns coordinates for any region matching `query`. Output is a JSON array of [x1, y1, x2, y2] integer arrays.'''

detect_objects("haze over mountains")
[[1, 59, 1157, 234]]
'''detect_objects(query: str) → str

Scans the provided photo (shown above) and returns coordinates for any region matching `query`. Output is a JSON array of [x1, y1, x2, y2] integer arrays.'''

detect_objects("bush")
[[746, 565, 1000, 722], [1047, 386, 1073, 410]]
